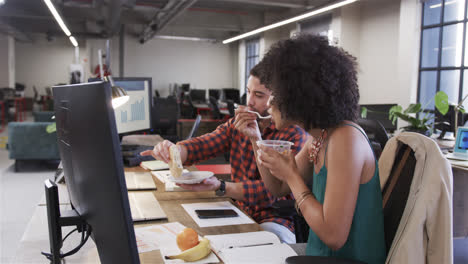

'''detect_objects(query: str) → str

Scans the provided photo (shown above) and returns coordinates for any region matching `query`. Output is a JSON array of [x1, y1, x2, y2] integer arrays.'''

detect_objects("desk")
[[14, 167, 262, 263]]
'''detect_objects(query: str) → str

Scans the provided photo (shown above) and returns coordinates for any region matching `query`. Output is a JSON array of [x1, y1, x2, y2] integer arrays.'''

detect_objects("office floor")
[[0, 112, 466, 263], [0, 112, 57, 264]]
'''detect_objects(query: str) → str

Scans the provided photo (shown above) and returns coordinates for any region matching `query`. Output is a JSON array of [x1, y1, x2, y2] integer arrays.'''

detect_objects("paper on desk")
[[151, 170, 190, 192], [134, 222, 218, 264], [181, 201, 255, 227]]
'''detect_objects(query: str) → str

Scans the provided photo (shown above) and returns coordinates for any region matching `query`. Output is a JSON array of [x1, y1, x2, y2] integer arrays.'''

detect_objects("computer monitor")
[[181, 83, 190, 92], [209, 89, 222, 101], [435, 104, 464, 139], [223, 88, 240, 104], [360, 104, 398, 133], [190, 89, 206, 103], [89, 77, 152, 134], [49, 81, 139, 263]]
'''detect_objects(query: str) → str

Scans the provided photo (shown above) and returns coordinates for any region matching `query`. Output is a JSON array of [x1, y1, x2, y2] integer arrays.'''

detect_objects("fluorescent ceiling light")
[[69, 36, 78, 47], [0, 0, 5, 6], [154, 35, 217, 42], [43, 0, 71, 36], [222, 0, 359, 44]]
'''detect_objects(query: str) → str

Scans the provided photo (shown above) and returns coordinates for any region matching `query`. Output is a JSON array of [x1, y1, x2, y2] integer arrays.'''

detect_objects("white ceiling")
[[0, 0, 336, 43]]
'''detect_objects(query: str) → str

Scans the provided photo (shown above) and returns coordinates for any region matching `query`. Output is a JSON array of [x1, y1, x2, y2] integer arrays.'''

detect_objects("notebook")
[[125, 172, 156, 190], [127, 192, 167, 222], [205, 231, 297, 264], [446, 127, 468, 161], [140, 160, 170, 171]]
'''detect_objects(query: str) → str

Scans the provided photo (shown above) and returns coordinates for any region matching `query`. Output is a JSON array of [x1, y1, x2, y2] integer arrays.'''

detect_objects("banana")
[[165, 237, 211, 262]]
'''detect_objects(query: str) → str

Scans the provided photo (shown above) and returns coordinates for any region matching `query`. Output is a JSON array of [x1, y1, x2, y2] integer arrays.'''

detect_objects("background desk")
[[13, 166, 262, 263]]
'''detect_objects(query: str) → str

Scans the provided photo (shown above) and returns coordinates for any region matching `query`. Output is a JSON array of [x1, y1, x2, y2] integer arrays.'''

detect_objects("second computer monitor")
[[89, 77, 152, 134]]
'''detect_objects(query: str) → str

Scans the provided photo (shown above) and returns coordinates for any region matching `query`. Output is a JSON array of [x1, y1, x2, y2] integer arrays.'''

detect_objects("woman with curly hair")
[[255, 35, 386, 264]]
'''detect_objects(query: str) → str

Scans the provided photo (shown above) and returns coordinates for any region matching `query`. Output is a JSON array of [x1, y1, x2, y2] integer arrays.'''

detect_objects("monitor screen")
[[52, 81, 139, 264], [458, 130, 468, 150], [360, 104, 397, 133], [190, 89, 206, 103], [435, 104, 464, 136], [113, 78, 152, 134], [89, 77, 152, 134]]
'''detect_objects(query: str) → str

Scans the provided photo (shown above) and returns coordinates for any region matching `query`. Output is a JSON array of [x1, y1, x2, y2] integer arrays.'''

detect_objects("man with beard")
[[141, 63, 307, 243]]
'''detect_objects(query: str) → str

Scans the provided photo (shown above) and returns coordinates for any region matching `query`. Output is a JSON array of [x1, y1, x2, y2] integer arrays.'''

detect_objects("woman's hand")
[[256, 145, 298, 182], [176, 176, 221, 191]]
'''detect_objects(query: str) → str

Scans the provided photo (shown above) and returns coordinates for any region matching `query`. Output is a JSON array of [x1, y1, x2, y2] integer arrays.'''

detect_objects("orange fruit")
[[176, 228, 199, 251]]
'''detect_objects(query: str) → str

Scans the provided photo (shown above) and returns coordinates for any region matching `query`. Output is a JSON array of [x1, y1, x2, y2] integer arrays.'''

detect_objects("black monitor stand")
[[43, 179, 91, 263]]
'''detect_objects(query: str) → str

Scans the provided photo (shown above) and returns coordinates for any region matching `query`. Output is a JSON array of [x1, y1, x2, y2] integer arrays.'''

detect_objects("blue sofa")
[[8, 121, 60, 171]]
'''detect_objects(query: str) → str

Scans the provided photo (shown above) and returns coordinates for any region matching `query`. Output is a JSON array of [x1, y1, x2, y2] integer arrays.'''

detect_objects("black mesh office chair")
[[209, 96, 222, 119], [226, 99, 235, 117], [152, 96, 179, 142], [180, 93, 197, 118], [357, 118, 389, 159]]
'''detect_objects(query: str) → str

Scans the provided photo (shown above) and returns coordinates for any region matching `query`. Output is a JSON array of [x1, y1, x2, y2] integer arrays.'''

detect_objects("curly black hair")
[[259, 34, 360, 131]]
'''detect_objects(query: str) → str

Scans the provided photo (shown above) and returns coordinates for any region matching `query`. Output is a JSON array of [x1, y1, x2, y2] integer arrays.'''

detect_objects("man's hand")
[[140, 140, 178, 163], [176, 176, 221, 191], [233, 105, 262, 140]]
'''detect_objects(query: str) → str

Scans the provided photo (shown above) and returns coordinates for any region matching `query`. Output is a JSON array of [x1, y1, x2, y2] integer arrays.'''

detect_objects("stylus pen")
[[228, 242, 274, 249]]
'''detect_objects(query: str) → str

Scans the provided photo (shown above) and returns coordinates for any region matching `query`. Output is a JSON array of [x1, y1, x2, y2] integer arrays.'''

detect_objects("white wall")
[[0, 34, 15, 88], [334, 0, 421, 109], [15, 36, 86, 97], [124, 36, 234, 97]]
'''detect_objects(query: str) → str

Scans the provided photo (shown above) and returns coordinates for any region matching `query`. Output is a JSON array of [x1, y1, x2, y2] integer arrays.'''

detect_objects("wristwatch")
[[215, 180, 226, 196]]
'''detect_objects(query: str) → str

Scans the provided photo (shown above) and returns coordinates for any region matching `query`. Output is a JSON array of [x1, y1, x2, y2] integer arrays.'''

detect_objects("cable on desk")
[[41, 224, 92, 262]]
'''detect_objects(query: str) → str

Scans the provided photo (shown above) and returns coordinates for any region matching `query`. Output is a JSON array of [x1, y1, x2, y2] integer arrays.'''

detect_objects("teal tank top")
[[305, 123, 386, 264]]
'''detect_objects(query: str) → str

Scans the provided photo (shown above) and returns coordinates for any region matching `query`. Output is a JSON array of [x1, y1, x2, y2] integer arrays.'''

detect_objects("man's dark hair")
[[249, 62, 263, 79], [260, 34, 360, 131]]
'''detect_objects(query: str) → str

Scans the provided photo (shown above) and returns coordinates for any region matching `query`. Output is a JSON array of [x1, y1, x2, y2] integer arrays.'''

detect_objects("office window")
[[245, 39, 260, 91], [418, 0, 468, 110]]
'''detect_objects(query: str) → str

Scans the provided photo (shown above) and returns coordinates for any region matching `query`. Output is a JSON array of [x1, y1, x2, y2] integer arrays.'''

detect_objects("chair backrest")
[[186, 115, 202, 140], [226, 100, 235, 117], [209, 96, 222, 119], [152, 96, 179, 137], [357, 118, 389, 159], [180, 93, 196, 118], [381, 143, 416, 254]]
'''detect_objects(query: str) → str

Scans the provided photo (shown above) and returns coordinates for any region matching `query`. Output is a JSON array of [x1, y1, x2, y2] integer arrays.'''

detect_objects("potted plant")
[[361, 91, 450, 135]]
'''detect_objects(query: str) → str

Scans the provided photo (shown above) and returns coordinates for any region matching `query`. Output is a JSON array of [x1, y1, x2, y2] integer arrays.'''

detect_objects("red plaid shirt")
[[178, 117, 307, 232]]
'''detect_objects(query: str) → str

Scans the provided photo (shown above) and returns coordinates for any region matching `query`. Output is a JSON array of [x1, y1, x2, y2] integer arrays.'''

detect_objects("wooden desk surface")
[[14, 166, 261, 264]]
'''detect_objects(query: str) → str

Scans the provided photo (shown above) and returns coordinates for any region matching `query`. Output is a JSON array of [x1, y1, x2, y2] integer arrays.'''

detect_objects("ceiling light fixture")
[[43, 0, 78, 47], [0, 0, 5, 7], [69, 36, 78, 47], [154, 35, 217, 43], [222, 0, 359, 44]]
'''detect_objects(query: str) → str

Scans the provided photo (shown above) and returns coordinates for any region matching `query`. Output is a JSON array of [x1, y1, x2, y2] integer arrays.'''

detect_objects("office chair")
[[209, 96, 222, 120], [226, 99, 235, 117], [180, 94, 197, 119], [357, 118, 389, 159], [152, 96, 179, 142]]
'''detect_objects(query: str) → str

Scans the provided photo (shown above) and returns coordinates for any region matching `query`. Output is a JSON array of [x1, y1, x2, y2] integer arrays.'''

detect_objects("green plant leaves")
[[434, 91, 449, 115], [361, 107, 367, 118], [404, 103, 421, 114], [46, 123, 56, 134]]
